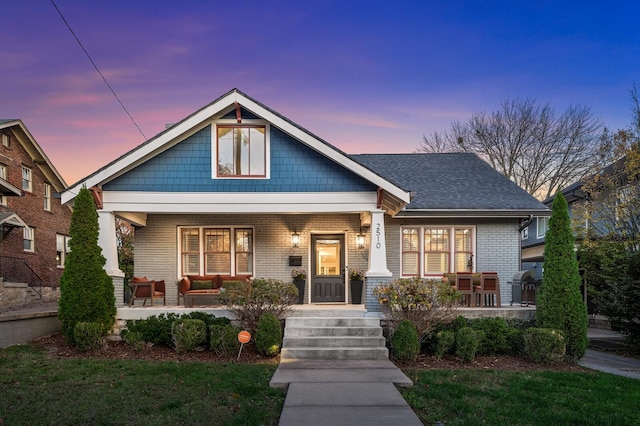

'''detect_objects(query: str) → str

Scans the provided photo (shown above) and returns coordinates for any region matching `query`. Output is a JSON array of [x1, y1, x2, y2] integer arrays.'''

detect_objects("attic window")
[[1, 133, 9, 147], [216, 125, 266, 177]]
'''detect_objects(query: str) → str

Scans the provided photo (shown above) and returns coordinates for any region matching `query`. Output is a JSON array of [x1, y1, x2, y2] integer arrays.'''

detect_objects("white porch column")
[[98, 211, 123, 276], [365, 210, 392, 312], [98, 211, 125, 305]]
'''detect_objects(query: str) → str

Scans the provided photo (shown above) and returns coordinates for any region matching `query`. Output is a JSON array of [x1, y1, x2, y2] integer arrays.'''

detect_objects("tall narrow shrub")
[[536, 191, 588, 361], [58, 186, 116, 343]]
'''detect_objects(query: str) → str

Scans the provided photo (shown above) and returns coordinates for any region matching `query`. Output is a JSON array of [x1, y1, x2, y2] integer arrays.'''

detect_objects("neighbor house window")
[[216, 126, 266, 177], [56, 234, 71, 267], [0, 164, 7, 205], [401, 226, 475, 276], [24, 226, 34, 252], [22, 166, 32, 192], [1, 133, 8, 147], [44, 183, 51, 211], [179, 227, 254, 276], [537, 217, 549, 239], [521, 227, 529, 240]]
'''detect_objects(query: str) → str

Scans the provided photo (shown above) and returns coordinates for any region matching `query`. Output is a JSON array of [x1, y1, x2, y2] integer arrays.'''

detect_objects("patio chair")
[[477, 272, 501, 307], [455, 273, 475, 307], [129, 277, 166, 306]]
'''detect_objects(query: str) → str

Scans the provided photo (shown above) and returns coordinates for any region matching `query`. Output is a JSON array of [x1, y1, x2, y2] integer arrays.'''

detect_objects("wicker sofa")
[[177, 274, 251, 307]]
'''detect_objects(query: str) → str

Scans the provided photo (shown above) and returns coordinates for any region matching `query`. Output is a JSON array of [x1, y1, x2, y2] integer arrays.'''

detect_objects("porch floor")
[[116, 304, 535, 321]]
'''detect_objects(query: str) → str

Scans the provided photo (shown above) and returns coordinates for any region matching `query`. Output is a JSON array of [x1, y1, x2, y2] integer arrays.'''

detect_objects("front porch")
[[116, 303, 536, 322]]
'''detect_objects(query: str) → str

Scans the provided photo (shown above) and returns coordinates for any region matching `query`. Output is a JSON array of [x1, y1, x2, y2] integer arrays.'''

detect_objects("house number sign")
[[375, 223, 381, 249]]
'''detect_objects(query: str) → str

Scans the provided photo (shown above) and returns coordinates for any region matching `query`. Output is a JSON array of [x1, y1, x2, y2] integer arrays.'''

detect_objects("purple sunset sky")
[[3, 1, 640, 185]]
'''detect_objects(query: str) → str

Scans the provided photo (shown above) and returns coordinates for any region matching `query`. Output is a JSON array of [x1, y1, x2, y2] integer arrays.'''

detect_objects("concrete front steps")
[[281, 317, 388, 360]]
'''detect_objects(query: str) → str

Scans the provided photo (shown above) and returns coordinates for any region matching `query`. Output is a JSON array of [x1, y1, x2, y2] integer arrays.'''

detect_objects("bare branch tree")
[[417, 98, 603, 200]]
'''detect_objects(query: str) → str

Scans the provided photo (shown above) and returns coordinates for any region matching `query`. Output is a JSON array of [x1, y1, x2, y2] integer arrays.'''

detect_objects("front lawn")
[[401, 368, 640, 425], [0, 345, 284, 425]]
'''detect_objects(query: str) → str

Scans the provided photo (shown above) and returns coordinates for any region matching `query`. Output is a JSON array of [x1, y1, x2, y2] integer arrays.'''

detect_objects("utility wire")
[[50, 0, 147, 140]]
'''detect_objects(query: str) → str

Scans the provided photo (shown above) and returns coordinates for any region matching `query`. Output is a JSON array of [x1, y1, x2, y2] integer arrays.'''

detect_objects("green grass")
[[0, 345, 284, 425], [401, 368, 640, 425]]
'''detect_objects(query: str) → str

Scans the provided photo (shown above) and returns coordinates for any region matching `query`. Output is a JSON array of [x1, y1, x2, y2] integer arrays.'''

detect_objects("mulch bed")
[[29, 332, 585, 372]]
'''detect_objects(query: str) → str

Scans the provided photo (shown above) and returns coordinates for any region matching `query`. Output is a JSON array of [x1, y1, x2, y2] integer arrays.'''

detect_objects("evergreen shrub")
[[523, 328, 566, 364], [255, 313, 282, 357], [73, 322, 104, 352], [171, 319, 207, 353], [455, 327, 484, 362], [434, 330, 455, 359], [210, 324, 242, 357], [393, 320, 420, 362]]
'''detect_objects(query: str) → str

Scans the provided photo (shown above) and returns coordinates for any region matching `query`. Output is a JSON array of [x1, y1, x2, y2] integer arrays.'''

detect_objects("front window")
[[217, 126, 266, 177], [24, 226, 34, 252], [537, 217, 549, 239], [401, 226, 475, 276], [22, 167, 32, 192], [56, 234, 71, 267], [179, 227, 254, 276], [44, 183, 51, 211]]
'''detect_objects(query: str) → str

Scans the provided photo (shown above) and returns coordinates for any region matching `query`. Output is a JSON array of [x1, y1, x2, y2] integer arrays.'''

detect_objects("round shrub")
[[393, 320, 420, 362], [434, 330, 455, 359], [210, 324, 242, 357], [523, 327, 566, 364], [471, 317, 511, 355], [171, 319, 207, 353], [256, 313, 282, 357], [455, 326, 484, 363], [73, 322, 104, 352], [121, 330, 146, 351]]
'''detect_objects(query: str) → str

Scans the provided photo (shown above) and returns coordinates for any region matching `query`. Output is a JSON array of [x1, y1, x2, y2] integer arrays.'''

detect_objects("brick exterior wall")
[[133, 213, 368, 305], [0, 128, 72, 292]]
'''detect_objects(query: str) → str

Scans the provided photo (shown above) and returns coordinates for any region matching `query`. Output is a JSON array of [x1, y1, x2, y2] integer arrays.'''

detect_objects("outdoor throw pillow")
[[191, 280, 212, 290]]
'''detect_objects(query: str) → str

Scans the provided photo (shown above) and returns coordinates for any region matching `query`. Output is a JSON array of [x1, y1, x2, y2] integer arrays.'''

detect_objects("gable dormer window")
[[216, 125, 266, 177]]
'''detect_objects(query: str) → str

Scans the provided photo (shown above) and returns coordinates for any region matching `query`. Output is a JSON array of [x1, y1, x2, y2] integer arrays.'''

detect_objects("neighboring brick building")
[[0, 119, 72, 305]]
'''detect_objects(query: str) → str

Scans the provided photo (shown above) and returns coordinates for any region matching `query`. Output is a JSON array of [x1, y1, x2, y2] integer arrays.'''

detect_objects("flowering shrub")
[[349, 268, 365, 281], [291, 269, 306, 280], [374, 276, 460, 342]]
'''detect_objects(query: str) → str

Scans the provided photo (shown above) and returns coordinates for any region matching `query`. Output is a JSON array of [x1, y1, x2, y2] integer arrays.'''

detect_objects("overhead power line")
[[49, 0, 147, 140]]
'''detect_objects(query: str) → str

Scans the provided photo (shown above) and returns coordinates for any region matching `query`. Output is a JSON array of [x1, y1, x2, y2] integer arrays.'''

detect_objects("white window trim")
[[177, 225, 255, 277], [24, 226, 35, 252], [56, 234, 71, 268], [537, 217, 548, 239], [0, 164, 7, 206], [44, 183, 51, 211], [211, 121, 271, 179], [400, 225, 476, 277], [22, 166, 32, 192], [521, 227, 529, 240]]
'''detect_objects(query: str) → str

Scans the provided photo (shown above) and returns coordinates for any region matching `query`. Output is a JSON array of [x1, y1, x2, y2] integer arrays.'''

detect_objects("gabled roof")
[[0, 211, 27, 229], [0, 119, 68, 191], [62, 89, 411, 208], [351, 153, 549, 217]]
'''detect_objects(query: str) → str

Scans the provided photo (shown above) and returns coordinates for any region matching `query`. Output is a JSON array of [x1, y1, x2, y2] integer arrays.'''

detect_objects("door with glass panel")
[[311, 234, 345, 303]]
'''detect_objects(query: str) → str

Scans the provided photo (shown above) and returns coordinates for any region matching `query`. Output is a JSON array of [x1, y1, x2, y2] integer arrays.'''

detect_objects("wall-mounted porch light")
[[291, 228, 300, 248], [356, 227, 366, 250]]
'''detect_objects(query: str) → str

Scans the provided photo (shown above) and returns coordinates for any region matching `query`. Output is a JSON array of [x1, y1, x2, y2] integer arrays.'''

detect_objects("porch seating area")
[[177, 274, 251, 307], [444, 272, 501, 307]]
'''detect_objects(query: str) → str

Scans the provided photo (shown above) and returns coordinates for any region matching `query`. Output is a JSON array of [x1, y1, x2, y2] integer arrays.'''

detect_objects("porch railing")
[[0, 256, 43, 298]]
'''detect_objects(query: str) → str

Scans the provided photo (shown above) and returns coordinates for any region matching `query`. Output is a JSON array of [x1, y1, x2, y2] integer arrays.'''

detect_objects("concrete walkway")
[[270, 359, 422, 426], [580, 328, 640, 380]]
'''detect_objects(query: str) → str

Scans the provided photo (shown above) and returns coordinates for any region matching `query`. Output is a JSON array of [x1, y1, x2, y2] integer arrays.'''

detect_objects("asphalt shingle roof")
[[350, 153, 548, 212]]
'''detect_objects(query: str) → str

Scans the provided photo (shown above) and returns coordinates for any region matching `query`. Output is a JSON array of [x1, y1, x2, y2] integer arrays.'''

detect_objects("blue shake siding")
[[104, 126, 376, 192]]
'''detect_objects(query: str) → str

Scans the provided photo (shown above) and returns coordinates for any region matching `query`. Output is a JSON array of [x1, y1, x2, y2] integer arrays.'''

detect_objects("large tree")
[[536, 191, 588, 362], [418, 98, 603, 200], [575, 84, 640, 348], [58, 186, 116, 343]]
